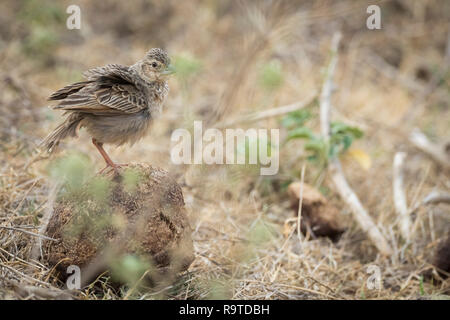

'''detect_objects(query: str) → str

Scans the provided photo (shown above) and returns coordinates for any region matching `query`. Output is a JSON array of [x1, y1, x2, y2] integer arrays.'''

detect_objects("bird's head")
[[134, 48, 175, 83]]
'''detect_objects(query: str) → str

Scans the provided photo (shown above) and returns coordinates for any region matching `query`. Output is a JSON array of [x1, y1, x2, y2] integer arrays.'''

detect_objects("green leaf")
[[304, 139, 326, 152], [342, 134, 353, 151], [331, 122, 363, 139], [328, 143, 338, 158], [328, 122, 364, 157], [281, 110, 311, 129]]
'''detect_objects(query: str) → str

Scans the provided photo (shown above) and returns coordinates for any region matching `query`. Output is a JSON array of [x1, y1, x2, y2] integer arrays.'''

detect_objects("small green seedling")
[[258, 60, 284, 92], [283, 110, 364, 169]]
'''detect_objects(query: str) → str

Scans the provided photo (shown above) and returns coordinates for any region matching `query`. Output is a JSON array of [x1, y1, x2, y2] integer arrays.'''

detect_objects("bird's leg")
[[92, 138, 114, 166], [92, 138, 127, 173]]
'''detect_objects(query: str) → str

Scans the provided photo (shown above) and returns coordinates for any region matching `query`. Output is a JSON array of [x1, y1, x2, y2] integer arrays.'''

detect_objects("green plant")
[[49, 152, 93, 192], [172, 53, 203, 98], [18, 0, 65, 63], [419, 276, 425, 296], [206, 279, 233, 300], [122, 167, 143, 194], [172, 53, 202, 83], [110, 254, 153, 286], [281, 109, 312, 129], [283, 110, 364, 168]]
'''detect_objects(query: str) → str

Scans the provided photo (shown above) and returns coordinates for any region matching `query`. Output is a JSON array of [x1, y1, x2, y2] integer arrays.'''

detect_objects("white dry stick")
[[320, 32, 393, 256], [328, 162, 393, 255], [393, 152, 411, 241], [6, 279, 75, 300], [217, 90, 318, 128], [296, 163, 306, 243], [0, 226, 57, 242], [30, 182, 59, 261], [422, 190, 450, 206], [320, 33, 341, 139], [409, 128, 450, 171]]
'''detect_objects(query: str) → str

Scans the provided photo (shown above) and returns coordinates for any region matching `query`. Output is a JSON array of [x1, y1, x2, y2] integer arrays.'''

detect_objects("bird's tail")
[[41, 113, 83, 153]]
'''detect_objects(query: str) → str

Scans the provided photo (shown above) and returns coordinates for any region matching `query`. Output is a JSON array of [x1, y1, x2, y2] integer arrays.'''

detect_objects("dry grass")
[[0, 0, 449, 299]]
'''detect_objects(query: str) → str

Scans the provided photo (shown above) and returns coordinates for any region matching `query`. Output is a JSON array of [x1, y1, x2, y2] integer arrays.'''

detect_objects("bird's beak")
[[161, 64, 176, 76]]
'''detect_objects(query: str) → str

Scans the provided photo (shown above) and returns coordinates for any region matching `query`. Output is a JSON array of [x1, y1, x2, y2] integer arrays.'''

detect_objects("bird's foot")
[[98, 163, 129, 175]]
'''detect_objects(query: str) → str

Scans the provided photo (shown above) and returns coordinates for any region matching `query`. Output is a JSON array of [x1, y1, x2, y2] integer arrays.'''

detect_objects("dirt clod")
[[43, 163, 194, 283], [432, 233, 450, 279], [287, 182, 346, 241]]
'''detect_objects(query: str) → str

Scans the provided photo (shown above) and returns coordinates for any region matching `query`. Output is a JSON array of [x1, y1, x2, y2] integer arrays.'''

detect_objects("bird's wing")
[[48, 81, 94, 100], [82, 64, 135, 83], [50, 64, 147, 115], [52, 84, 147, 114]]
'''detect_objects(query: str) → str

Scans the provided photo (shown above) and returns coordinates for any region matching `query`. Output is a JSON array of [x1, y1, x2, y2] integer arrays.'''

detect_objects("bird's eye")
[[152, 62, 158, 68]]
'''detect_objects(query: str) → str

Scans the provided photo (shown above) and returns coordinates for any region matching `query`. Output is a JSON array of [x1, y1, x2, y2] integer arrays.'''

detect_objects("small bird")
[[42, 48, 173, 172]]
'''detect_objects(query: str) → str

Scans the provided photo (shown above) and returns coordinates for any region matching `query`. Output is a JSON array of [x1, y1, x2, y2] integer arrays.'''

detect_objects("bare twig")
[[5, 279, 75, 300], [0, 226, 57, 242], [241, 279, 341, 299], [445, 26, 450, 65], [393, 152, 411, 241], [320, 32, 393, 256], [320, 33, 341, 139], [410, 188, 450, 238], [12, 178, 40, 215], [328, 162, 393, 255], [365, 52, 425, 94], [365, 48, 448, 126], [409, 129, 450, 171], [422, 190, 450, 206], [296, 163, 306, 243], [410, 190, 450, 214], [0, 263, 49, 287], [30, 182, 59, 261]]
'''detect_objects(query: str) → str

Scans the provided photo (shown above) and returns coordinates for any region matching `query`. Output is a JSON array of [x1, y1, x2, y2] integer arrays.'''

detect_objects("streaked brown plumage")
[[42, 48, 172, 171]]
